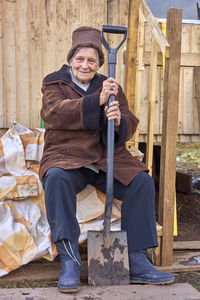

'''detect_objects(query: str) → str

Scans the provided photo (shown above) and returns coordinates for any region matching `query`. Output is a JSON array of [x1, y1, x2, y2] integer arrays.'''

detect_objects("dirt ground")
[[175, 143, 200, 242], [173, 191, 200, 291], [175, 192, 200, 242], [169, 143, 200, 291]]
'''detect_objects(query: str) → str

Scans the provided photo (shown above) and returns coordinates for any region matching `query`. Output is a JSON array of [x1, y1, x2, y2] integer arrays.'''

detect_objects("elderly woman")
[[40, 26, 174, 293]]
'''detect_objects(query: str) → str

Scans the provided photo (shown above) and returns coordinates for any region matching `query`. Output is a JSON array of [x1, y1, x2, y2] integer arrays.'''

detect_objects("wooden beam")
[[194, 67, 200, 132], [133, 9, 145, 149], [174, 241, 200, 250], [144, 52, 200, 67], [125, 0, 140, 150], [139, 0, 169, 57], [145, 37, 158, 175], [158, 8, 183, 266], [157, 251, 200, 273]]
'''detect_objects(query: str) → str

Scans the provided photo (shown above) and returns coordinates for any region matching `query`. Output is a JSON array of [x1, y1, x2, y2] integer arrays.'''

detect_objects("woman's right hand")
[[99, 77, 119, 106]]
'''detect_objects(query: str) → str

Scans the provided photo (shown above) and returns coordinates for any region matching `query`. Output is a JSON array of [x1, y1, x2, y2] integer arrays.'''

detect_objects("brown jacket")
[[39, 65, 148, 185]]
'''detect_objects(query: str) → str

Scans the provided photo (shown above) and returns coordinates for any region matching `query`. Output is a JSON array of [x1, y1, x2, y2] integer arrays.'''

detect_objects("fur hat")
[[67, 26, 104, 67]]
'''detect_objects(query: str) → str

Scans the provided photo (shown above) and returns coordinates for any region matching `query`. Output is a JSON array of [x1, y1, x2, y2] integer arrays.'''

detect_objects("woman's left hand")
[[105, 100, 121, 129]]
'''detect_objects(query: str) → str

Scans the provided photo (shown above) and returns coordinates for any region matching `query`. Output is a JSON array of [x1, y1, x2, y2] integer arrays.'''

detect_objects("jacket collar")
[[43, 64, 107, 95]]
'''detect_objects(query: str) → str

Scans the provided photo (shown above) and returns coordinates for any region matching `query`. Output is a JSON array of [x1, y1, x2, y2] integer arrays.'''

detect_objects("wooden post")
[[146, 37, 158, 175], [194, 67, 200, 131], [133, 10, 145, 149], [125, 0, 140, 150], [158, 8, 182, 266]]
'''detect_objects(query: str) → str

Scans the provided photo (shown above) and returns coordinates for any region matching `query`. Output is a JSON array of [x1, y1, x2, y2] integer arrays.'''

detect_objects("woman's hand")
[[99, 77, 119, 106], [105, 100, 121, 129]]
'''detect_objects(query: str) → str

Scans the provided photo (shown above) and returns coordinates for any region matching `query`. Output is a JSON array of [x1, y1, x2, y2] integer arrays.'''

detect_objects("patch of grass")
[[176, 143, 200, 164], [176, 143, 200, 174]]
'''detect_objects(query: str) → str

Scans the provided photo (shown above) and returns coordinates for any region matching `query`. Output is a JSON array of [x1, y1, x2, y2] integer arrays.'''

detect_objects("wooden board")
[[133, 9, 145, 149], [144, 52, 200, 67], [194, 67, 200, 132], [174, 241, 200, 250], [125, 0, 139, 116], [158, 8, 183, 266], [29, 0, 43, 128], [2, 0, 17, 126], [0, 1, 3, 128], [146, 37, 158, 175], [158, 251, 200, 273], [16, 0, 30, 128]]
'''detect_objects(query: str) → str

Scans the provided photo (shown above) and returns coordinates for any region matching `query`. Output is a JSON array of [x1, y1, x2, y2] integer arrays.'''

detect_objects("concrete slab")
[[0, 283, 199, 300]]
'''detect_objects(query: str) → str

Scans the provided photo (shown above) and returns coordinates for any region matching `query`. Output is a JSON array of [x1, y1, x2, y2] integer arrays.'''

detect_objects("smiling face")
[[70, 47, 99, 84]]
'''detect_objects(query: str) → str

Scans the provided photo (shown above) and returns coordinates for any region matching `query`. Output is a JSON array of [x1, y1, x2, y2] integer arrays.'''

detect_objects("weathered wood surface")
[[157, 251, 200, 273], [132, 8, 145, 149], [146, 37, 158, 175], [158, 8, 183, 266], [174, 241, 200, 250], [139, 0, 169, 57], [125, 0, 139, 150], [194, 66, 200, 131], [143, 22, 200, 140]]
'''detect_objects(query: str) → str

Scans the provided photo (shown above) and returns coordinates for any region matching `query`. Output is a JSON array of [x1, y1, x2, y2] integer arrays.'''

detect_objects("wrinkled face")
[[70, 48, 99, 84]]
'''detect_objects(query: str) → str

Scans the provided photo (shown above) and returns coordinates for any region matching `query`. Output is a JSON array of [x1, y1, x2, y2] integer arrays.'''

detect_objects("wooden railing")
[[125, 0, 169, 174]]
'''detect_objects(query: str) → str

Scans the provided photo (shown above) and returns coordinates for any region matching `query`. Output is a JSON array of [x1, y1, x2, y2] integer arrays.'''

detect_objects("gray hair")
[[70, 47, 100, 65]]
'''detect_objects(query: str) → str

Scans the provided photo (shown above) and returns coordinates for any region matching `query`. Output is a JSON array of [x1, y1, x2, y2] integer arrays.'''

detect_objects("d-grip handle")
[[101, 25, 127, 59], [102, 25, 127, 34]]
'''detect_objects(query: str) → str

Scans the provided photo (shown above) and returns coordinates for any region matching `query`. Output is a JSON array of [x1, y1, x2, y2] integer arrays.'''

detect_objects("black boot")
[[55, 239, 81, 293], [129, 250, 175, 284]]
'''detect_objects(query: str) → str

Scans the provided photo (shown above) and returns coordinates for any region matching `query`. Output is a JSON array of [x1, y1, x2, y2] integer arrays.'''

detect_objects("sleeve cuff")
[[82, 93, 104, 131], [101, 116, 128, 147]]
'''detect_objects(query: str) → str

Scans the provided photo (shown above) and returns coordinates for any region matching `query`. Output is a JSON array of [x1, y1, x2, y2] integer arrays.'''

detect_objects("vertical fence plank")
[[28, 0, 42, 128], [93, 0, 108, 76], [80, 0, 92, 25], [182, 68, 195, 134], [2, 0, 17, 125], [68, 0, 81, 34], [0, 1, 4, 127], [93, 0, 107, 29], [178, 68, 184, 134], [107, 0, 128, 86], [41, 0, 55, 78], [118, 0, 129, 87], [16, 0, 30, 127], [54, 0, 68, 69], [194, 67, 200, 132]]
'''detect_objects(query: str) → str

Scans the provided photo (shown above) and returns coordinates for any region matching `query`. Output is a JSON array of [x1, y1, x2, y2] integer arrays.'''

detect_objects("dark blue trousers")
[[42, 167, 158, 252]]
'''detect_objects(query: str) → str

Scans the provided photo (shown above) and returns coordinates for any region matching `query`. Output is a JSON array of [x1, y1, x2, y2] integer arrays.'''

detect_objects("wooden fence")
[[0, 0, 200, 142]]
